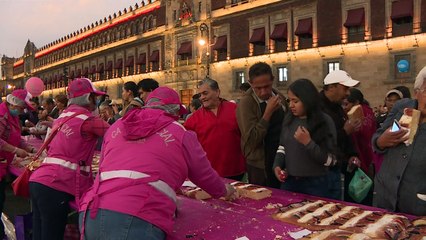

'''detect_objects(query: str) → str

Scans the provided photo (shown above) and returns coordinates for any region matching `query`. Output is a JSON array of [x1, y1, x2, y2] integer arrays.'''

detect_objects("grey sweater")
[[273, 113, 337, 177]]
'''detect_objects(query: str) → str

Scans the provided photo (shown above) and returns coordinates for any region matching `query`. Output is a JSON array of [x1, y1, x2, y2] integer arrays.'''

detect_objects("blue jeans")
[[327, 168, 343, 200], [281, 175, 331, 198], [79, 209, 165, 240]]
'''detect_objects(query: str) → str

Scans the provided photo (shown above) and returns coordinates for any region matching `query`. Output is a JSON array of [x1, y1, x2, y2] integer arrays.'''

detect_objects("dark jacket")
[[372, 98, 426, 215], [319, 91, 357, 166]]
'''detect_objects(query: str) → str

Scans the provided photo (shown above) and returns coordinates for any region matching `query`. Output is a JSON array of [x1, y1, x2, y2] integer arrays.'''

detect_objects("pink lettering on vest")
[[156, 129, 175, 146], [111, 127, 121, 139], [60, 123, 74, 137]]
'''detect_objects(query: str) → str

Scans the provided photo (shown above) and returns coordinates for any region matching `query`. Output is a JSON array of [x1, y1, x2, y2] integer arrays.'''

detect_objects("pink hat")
[[146, 87, 188, 115], [6, 89, 35, 111], [67, 78, 105, 98]]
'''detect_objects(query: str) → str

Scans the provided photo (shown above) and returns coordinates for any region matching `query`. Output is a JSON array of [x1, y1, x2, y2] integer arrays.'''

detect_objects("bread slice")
[[181, 186, 212, 200], [230, 181, 272, 200], [347, 105, 364, 123], [399, 108, 421, 145]]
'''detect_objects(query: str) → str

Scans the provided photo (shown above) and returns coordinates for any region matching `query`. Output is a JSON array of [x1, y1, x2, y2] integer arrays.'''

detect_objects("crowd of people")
[[0, 61, 424, 239]]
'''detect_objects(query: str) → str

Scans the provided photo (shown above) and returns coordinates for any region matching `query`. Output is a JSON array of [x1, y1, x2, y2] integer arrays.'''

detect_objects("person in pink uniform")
[[30, 78, 109, 240], [184, 78, 246, 180], [0, 89, 36, 239], [79, 87, 236, 240]]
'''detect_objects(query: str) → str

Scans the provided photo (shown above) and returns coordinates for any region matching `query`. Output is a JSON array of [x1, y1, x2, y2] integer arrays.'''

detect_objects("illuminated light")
[[34, 5, 161, 59], [13, 59, 24, 67], [7, 84, 13, 90], [198, 39, 206, 46]]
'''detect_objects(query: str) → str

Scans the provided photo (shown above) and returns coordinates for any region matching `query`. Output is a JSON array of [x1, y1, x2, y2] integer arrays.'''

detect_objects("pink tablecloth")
[[169, 185, 411, 240]]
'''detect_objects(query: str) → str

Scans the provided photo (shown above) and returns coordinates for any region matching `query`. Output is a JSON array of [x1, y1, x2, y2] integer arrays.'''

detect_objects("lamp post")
[[199, 23, 210, 77]]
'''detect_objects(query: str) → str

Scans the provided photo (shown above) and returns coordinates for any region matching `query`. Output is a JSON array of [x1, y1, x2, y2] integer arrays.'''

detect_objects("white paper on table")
[[182, 180, 197, 188], [288, 229, 312, 239], [235, 237, 250, 240]]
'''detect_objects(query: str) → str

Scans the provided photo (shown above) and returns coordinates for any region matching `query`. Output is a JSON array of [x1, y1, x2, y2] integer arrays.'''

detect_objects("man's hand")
[[112, 105, 119, 115], [263, 96, 282, 121], [15, 148, 29, 158], [347, 156, 361, 172], [294, 126, 311, 146], [223, 184, 238, 201], [344, 119, 362, 135], [274, 166, 288, 182], [376, 127, 409, 150]]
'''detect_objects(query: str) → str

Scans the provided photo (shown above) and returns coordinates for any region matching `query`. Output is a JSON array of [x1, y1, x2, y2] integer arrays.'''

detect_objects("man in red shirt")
[[184, 78, 246, 180]]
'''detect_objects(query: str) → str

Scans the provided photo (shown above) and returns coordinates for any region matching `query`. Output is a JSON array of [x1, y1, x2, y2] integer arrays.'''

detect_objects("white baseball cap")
[[324, 70, 360, 87]]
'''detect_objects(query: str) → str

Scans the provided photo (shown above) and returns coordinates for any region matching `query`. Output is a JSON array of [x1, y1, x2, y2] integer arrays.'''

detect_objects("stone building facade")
[[1, 0, 426, 107]]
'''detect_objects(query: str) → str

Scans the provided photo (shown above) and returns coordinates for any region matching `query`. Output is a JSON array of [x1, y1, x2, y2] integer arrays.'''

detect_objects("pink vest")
[[30, 105, 96, 197], [80, 119, 189, 234], [0, 103, 22, 180]]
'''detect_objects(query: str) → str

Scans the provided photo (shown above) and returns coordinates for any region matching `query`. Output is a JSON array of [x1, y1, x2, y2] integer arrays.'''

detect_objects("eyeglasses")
[[417, 88, 426, 96]]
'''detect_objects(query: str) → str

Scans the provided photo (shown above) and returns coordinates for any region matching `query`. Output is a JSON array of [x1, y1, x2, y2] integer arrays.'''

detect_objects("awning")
[[114, 59, 123, 69], [177, 41, 192, 55], [89, 65, 96, 74], [295, 18, 313, 36], [391, 0, 413, 20], [106, 61, 113, 71], [125, 56, 134, 67], [270, 23, 288, 41], [136, 53, 147, 65], [344, 8, 365, 28], [249, 27, 265, 44], [82, 67, 88, 77], [149, 50, 160, 62], [96, 63, 104, 73], [212, 36, 227, 51]]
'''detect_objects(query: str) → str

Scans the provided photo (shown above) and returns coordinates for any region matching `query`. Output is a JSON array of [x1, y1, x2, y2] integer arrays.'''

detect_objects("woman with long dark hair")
[[273, 79, 337, 198]]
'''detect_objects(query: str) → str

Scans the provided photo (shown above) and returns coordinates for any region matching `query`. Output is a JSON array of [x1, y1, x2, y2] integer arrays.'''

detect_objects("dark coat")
[[372, 98, 426, 215]]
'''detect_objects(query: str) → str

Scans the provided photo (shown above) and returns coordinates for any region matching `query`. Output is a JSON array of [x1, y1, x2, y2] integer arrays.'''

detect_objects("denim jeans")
[[79, 209, 165, 240], [281, 175, 331, 199], [327, 168, 343, 200]]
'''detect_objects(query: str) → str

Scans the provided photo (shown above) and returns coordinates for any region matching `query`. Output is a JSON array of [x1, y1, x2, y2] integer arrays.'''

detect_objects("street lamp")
[[199, 23, 210, 77]]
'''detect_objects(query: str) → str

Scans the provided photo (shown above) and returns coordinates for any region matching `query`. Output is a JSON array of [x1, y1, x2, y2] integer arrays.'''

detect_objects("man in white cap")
[[319, 70, 361, 201]]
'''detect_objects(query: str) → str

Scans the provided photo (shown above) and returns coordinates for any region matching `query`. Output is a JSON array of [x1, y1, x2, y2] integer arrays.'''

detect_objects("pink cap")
[[146, 87, 188, 115], [67, 78, 105, 98], [6, 89, 35, 111]]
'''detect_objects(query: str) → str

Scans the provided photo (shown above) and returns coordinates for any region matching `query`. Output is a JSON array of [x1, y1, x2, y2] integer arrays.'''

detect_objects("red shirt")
[[184, 101, 246, 177]]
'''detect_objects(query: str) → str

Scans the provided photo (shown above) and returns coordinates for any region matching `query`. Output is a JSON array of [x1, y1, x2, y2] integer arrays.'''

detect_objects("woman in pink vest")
[[0, 89, 36, 239], [30, 78, 110, 240], [79, 87, 236, 240]]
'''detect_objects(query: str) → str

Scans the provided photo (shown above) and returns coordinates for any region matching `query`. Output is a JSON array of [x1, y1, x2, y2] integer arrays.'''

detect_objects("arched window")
[[115, 29, 120, 40], [142, 18, 147, 32], [145, 17, 150, 31], [147, 16, 153, 30]]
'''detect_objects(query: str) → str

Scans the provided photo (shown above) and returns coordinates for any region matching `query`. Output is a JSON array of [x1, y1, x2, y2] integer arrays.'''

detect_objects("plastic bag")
[[348, 168, 373, 203], [2, 213, 17, 240], [14, 213, 32, 240]]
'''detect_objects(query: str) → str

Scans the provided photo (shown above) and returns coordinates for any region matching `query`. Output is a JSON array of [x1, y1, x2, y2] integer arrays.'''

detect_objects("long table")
[[11, 138, 416, 239], [169, 186, 415, 240]]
